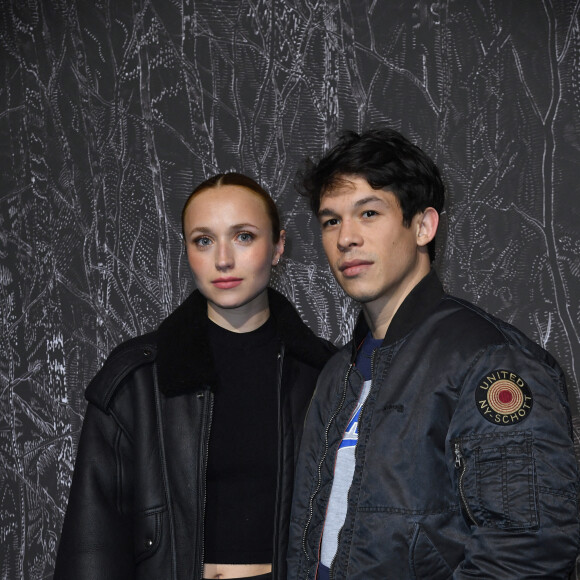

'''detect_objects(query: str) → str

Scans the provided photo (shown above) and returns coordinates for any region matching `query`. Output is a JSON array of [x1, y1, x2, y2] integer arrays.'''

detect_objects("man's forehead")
[[322, 174, 368, 195], [320, 176, 394, 205]]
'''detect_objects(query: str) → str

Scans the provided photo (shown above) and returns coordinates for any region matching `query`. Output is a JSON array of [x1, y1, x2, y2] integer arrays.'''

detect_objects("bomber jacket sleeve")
[[53, 401, 134, 580], [448, 341, 579, 579]]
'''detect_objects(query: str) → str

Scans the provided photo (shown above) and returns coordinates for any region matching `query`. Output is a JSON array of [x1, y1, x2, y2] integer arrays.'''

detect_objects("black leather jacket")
[[288, 271, 579, 579], [54, 288, 335, 580]]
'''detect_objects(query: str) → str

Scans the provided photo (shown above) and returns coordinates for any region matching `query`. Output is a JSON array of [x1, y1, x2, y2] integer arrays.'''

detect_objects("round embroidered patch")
[[475, 369, 533, 425]]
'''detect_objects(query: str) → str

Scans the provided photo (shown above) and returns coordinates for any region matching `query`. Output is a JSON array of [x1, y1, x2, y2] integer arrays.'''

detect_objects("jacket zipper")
[[302, 363, 354, 569], [329, 349, 377, 580], [454, 442, 477, 526], [152, 367, 178, 579], [271, 346, 285, 579], [197, 392, 214, 579]]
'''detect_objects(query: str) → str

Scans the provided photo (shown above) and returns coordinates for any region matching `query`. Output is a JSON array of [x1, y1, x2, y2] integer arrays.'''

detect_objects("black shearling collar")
[[156, 288, 334, 397]]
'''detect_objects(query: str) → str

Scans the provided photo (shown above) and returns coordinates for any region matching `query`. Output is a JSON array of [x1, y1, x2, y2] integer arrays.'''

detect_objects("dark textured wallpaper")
[[1, 0, 579, 578]]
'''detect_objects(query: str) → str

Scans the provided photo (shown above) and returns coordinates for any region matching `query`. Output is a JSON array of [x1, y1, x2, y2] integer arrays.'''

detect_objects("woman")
[[54, 173, 335, 580]]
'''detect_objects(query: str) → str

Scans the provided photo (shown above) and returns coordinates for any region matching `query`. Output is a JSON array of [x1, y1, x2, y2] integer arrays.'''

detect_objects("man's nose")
[[337, 220, 363, 251]]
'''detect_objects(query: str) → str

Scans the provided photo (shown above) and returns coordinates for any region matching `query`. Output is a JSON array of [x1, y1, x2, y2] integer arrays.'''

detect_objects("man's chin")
[[332, 273, 384, 304], [341, 287, 381, 304]]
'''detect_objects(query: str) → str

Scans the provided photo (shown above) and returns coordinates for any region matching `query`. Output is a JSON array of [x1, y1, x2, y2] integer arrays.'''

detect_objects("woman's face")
[[183, 184, 284, 316]]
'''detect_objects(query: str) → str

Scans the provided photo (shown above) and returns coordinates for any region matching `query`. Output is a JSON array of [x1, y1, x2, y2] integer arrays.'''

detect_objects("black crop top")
[[204, 316, 279, 564]]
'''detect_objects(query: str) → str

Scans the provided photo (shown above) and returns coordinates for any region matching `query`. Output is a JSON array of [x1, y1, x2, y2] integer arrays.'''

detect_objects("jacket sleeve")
[[53, 401, 134, 580], [449, 342, 580, 579]]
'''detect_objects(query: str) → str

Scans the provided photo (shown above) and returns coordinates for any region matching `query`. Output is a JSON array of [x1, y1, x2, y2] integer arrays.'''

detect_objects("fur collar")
[[156, 288, 335, 397]]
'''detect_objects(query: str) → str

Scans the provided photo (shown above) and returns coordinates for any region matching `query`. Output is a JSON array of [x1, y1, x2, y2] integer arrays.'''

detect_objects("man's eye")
[[237, 232, 254, 243], [194, 236, 212, 247], [322, 218, 339, 228], [362, 210, 378, 218]]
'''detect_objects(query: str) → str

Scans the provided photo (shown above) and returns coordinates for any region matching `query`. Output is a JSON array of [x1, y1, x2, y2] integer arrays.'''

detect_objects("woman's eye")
[[237, 232, 254, 243], [194, 236, 212, 247]]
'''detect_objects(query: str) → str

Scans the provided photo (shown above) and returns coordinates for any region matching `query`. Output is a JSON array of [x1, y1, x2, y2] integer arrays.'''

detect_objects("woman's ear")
[[272, 230, 286, 265], [416, 208, 439, 247]]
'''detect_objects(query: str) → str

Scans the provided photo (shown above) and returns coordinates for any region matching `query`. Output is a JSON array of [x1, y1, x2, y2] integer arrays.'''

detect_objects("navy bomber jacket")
[[54, 288, 335, 580], [288, 270, 579, 579]]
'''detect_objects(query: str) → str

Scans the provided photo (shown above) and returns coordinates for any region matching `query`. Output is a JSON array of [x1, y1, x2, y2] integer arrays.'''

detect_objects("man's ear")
[[416, 208, 439, 247]]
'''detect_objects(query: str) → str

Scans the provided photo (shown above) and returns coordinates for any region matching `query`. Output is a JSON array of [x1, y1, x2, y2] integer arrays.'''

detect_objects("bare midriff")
[[203, 562, 272, 578]]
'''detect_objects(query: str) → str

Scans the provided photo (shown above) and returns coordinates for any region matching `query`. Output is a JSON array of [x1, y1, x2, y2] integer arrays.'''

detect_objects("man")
[[287, 128, 579, 579]]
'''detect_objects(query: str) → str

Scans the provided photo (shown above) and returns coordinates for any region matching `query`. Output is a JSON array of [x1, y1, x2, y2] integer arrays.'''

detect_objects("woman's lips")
[[211, 277, 243, 289]]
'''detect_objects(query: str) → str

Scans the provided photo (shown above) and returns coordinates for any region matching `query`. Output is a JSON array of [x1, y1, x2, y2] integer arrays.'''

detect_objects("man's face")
[[318, 176, 430, 314]]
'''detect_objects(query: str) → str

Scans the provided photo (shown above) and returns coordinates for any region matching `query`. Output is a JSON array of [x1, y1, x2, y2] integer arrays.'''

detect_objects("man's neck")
[[362, 266, 431, 340]]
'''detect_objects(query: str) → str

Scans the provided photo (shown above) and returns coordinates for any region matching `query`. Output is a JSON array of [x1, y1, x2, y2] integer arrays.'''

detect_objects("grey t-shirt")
[[320, 378, 372, 566], [320, 333, 381, 567]]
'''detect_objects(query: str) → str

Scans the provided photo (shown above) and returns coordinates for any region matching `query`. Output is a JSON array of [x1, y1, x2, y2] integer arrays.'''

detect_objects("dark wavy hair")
[[182, 172, 281, 242], [298, 128, 445, 261]]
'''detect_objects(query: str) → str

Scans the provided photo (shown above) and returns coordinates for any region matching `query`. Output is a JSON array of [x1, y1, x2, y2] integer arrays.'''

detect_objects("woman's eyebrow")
[[186, 222, 260, 234], [187, 226, 212, 234], [229, 222, 260, 230]]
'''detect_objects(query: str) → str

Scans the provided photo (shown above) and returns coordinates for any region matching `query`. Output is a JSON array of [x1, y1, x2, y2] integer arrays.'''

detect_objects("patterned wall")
[[1, 0, 579, 577]]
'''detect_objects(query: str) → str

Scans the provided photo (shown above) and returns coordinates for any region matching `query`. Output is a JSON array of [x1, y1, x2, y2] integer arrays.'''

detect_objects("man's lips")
[[211, 277, 243, 289], [338, 260, 373, 277]]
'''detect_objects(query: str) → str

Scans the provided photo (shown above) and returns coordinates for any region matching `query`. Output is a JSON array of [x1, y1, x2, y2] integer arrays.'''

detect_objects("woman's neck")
[[207, 290, 270, 333]]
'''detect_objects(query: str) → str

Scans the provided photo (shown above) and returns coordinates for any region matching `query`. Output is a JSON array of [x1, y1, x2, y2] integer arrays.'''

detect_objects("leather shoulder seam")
[[86, 335, 157, 412]]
